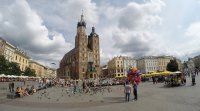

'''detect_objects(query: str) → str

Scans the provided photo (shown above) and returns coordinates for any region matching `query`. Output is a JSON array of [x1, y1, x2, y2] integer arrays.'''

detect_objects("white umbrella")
[[0, 74, 6, 77], [19, 75, 28, 78]]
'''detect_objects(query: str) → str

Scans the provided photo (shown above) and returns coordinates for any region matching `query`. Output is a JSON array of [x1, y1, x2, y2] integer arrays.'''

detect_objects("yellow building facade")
[[107, 56, 124, 77], [44, 67, 56, 78], [29, 61, 45, 77], [1, 39, 16, 62], [157, 56, 173, 72], [13, 49, 30, 71], [0, 37, 6, 55]]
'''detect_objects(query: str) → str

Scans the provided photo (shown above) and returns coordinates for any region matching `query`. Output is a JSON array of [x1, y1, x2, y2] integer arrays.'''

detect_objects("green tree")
[[8, 62, 21, 76], [0, 55, 9, 75], [24, 67, 36, 77], [166, 59, 179, 72]]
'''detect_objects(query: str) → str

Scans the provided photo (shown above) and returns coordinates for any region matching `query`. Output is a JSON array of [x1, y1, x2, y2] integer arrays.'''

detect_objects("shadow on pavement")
[[103, 97, 125, 103], [159, 86, 179, 88]]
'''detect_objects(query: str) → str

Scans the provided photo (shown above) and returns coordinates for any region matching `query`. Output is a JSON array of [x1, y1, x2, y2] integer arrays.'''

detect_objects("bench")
[[7, 93, 17, 99]]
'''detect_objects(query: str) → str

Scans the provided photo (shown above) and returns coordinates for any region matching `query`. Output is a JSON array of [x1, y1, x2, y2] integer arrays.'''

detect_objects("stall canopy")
[[141, 71, 175, 77], [115, 76, 126, 78]]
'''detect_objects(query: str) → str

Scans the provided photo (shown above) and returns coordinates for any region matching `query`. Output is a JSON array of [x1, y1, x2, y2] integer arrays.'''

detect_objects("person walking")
[[192, 71, 196, 86], [133, 81, 138, 101], [152, 76, 155, 84], [8, 83, 12, 93], [11, 82, 14, 92], [124, 81, 131, 102]]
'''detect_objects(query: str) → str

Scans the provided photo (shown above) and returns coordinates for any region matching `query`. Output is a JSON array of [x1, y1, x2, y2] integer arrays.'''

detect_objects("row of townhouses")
[[106, 56, 183, 78], [0, 37, 56, 78]]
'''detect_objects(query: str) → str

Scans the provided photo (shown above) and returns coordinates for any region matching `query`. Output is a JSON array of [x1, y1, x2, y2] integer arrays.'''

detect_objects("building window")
[[82, 68, 85, 72], [117, 69, 120, 72], [90, 74, 93, 78], [16, 56, 17, 60]]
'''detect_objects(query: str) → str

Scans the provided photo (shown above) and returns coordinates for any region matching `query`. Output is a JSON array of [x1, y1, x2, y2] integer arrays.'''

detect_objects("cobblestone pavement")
[[1, 76, 200, 111]]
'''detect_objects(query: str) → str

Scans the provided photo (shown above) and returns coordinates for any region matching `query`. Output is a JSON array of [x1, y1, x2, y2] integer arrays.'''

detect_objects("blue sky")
[[0, 0, 200, 68]]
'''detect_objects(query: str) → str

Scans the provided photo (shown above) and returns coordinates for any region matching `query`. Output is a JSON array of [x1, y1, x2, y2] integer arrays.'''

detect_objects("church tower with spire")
[[75, 13, 88, 79], [57, 13, 100, 80]]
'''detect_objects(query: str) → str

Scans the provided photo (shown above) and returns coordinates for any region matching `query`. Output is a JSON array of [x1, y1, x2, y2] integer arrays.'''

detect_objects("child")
[[124, 81, 131, 102]]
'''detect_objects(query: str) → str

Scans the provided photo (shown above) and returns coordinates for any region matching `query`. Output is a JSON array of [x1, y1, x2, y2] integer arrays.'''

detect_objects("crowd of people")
[[4, 68, 199, 102], [15, 85, 36, 97], [6, 78, 54, 98]]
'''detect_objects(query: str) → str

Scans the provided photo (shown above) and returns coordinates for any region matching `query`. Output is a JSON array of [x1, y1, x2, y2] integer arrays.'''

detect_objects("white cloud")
[[1, 0, 200, 67], [162, 21, 200, 60], [28, 0, 98, 35], [182, 21, 200, 53], [97, 0, 165, 60], [185, 22, 200, 41], [179, 21, 200, 59], [118, 1, 164, 30], [0, 0, 73, 67]]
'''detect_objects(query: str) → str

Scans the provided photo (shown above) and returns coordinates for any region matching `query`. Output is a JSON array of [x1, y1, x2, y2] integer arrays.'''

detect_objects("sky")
[[1, 0, 200, 68]]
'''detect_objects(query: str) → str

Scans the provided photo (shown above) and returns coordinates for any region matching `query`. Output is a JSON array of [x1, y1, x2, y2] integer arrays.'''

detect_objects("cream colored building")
[[29, 60, 45, 77], [1, 39, 16, 62], [137, 56, 158, 74], [13, 48, 30, 71], [0, 37, 6, 55], [157, 56, 173, 72], [123, 57, 137, 76], [137, 56, 182, 73], [0, 37, 29, 71], [107, 56, 125, 77], [44, 67, 56, 78], [107, 56, 137, 77]]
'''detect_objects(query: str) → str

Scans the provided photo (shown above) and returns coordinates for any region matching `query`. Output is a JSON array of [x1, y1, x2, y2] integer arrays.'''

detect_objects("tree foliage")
[[166, 59, 179, 72], [0, 55, 9, 74], [8, 62, 21, 76], [0, 55, 21, 75], [24, 67, 36, 77]]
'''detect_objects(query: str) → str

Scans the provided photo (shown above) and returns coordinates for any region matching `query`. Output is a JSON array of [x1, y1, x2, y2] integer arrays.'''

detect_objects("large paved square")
[[1, 76, 200, 111]]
